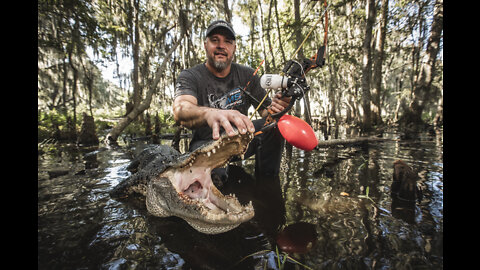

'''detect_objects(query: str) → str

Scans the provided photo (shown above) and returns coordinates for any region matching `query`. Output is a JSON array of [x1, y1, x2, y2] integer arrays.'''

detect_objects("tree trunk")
[[404, 0, 443, 126], [249, 7, 256, 61], [68, 48, 78, 141], [293, 0, 303, 118], [132, 0, 141, 108], [171, 125, 183, 151], [433, 89, 443, 129], [223, 0, 232, 23], [360, 0, 376, 132], [106, 35, 185, 145], [77, 112, 99, 146], [267, 0, 276, 70], [62, 57, 68, 117], [274, 0, 286, 64], [327, 60, 338, 125], [371, 0, 389, 126], [257, 0, 268, 72]]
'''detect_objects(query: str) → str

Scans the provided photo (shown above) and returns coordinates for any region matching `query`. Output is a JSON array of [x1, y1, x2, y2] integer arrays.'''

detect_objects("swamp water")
[[38, 129, 443, 269]]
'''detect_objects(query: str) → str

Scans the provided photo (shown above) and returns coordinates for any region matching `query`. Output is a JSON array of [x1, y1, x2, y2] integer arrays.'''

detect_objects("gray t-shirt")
[[175, 62, 271, 142]]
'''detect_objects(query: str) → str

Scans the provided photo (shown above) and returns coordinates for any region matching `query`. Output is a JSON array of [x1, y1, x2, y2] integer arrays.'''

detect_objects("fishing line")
[[289, 59, 313, 124]]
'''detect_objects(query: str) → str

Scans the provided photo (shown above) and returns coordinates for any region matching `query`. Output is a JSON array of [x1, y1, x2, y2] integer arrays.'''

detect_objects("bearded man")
[[173, 19, 290, 176]]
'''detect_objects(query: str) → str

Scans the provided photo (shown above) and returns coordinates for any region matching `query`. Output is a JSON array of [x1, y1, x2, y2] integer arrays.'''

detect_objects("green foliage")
[[358, 186, 376, 204], [37, 110, 73, 142], [38, 0, 443, 138], [38, 108, 177, 142]]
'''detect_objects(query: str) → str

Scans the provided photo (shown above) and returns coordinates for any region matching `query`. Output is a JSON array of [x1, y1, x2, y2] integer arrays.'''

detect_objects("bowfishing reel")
[[260, 74, 309, 100]]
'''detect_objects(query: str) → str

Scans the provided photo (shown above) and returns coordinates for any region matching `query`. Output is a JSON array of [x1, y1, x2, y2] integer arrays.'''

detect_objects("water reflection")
[[279, 134, 442, 269], [38, 131, 443, 269]]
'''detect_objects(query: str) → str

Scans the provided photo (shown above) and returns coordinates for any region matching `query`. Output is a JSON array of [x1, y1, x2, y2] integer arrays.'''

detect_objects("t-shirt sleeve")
[[174, 69, 198, 99]]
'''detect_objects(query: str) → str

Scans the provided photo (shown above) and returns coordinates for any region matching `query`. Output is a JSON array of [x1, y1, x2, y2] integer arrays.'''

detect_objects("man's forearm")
[[173, 98, 214, 128], [174, 95, 256, 139]]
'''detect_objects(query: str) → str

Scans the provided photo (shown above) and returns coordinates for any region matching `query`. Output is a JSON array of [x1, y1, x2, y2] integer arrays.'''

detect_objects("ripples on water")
[[38, 130, 443, 269]]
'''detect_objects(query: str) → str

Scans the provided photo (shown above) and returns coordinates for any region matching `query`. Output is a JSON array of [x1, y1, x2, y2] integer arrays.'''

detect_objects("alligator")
[[110, 130, 255, 234]]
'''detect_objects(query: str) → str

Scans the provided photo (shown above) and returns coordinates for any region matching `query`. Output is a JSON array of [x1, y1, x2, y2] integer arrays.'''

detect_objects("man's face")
[[204, 30, 236, 72]]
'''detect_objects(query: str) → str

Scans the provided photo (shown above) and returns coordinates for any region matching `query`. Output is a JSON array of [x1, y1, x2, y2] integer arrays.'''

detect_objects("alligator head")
[[111, 130, 255, 234]]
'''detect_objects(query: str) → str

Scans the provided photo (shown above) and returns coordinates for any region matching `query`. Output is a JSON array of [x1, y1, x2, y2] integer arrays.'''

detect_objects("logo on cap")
[[206, 20, 236, 39]]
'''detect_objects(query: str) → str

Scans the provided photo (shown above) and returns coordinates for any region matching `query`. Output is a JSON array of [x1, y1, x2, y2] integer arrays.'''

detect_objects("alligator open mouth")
[[146, 131, 255, 234]]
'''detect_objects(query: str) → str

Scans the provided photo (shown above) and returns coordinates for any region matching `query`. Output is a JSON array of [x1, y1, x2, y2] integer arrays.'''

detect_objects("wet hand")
[[204, 109, 255, 140]]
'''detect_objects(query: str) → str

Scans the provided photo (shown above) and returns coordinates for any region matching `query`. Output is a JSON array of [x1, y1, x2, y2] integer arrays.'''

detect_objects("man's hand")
[[173, 95, 255, 140], [269, 92, 292, 114], [204, 108, 255, 140]]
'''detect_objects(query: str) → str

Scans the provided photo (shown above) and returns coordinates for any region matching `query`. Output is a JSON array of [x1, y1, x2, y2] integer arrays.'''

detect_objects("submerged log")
[[315, 136, 388, 148], [391, 160, 422, 224]]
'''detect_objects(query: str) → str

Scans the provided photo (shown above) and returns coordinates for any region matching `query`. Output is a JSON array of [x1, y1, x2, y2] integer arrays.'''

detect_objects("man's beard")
[[207, 54, 232, 72], [212, 59, 229, 71]]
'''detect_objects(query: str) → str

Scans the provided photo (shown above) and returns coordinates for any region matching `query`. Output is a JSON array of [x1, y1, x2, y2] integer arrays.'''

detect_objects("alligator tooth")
[[211, 148, 216, 154], [207, 151, 211, 157], [240, 154, 244, 159]]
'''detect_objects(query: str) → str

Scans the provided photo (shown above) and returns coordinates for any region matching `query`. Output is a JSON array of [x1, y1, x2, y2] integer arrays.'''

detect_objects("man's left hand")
[[269, 92, 292, 114]]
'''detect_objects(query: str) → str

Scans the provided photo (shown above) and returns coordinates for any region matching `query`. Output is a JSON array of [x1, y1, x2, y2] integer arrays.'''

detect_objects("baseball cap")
[[206, 20, 236, 40]]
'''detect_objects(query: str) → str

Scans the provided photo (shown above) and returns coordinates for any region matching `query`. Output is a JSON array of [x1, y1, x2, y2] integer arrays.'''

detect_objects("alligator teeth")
[[211, 148, 216, 154], [207, 151, 211, 157]]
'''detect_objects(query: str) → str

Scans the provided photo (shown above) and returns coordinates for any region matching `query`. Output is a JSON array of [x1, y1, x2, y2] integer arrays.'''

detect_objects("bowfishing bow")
[[251, 0, 329, 151]]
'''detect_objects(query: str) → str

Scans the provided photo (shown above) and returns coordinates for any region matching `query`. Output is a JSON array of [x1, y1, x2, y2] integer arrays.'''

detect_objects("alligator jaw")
[[149, 131, 255, 234]]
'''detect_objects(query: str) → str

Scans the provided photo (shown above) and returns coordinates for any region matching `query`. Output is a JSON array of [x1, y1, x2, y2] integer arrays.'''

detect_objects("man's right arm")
[[173, 94, 219, 129], [173, 95, 255, 140]]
